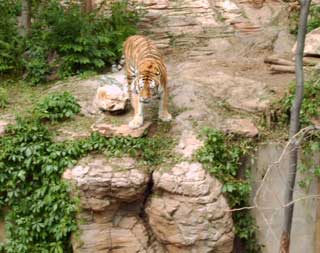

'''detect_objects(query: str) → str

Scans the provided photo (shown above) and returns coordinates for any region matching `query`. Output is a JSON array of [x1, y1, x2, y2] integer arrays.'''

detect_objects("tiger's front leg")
[[158, 87, 172, 122], [129, 92, 144, 129]]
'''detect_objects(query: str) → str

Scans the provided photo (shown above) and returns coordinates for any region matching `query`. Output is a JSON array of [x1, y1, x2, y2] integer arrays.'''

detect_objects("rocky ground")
[[3, 0, 320, 252]]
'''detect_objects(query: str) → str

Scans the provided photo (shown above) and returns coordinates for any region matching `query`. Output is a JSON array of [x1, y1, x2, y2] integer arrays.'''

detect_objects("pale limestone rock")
[[223, 118, 259, 137], [292, 27, 320, 56], [172, 61, 270, 113], [175, 130, 204, 159], [146, 162, 234, 253], [64, 155, 156, 253], [91, 84, 129, 113], [91, 121, 152, 138], [63, 155, 149, 207]]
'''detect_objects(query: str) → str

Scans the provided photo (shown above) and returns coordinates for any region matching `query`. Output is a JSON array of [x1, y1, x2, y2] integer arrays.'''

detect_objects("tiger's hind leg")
[[158, 87, 172, 122]]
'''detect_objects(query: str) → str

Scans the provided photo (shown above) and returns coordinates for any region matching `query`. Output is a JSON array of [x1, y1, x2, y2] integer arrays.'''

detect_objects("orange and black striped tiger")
[[123, 35, 172, 129]]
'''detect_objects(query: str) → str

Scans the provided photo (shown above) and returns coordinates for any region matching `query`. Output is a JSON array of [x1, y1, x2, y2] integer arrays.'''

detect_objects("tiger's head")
[[134, 60, 162, 103]]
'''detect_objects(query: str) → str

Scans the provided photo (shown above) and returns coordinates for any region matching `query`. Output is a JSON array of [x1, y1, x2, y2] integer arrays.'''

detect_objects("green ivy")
[[307, 5, 320, 32], [0, 111, 173, 252], [297, 131, 320, 190], [289, 5, 320, 35], [33, 92, 81, 122], [275, 76, 320, 127], [197, 128, 262, 253]]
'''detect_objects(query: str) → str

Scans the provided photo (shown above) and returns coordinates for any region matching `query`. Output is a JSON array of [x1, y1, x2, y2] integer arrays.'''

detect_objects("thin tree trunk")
[[279, 0, 311, 252], [82, 0, 94, 13], [21, 0, 31, 37]]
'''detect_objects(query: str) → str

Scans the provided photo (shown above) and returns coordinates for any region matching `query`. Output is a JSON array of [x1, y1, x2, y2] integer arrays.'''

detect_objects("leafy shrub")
[[0, 120, 78, 253], [290, 5, 320, 35], [0, 0, 141, 83], [34, 92, 80, 122], [0, 0, 23, 75], [0, 87, 8, 108], [0, 115, 173, 252], [276, 76, 320, 126], [308, 5, 320, 32], [24, 45, 51, 85], [197, 128, 262, 252], [26, 0, 140, 83]]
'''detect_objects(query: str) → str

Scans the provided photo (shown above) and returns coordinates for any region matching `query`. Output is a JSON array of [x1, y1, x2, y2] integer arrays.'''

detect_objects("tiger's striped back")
[[124, 35, 167, 100]]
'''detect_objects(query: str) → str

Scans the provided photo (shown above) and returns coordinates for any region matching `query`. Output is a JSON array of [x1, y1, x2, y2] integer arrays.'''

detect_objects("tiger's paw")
[[159, 112, 172, 122], [129, 116, 144, 129]]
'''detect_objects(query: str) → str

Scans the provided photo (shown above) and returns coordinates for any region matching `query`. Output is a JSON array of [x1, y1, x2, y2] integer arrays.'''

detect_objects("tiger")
[[123, 35, 172, 129]]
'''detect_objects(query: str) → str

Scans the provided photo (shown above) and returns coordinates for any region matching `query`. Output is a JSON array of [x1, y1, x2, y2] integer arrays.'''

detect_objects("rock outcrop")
[[91, 84, 129, 113], [293, 27, 320, 56], [63, 155, 154, 252], [146, 162, 234, 253], [63, 156, 234, 253]]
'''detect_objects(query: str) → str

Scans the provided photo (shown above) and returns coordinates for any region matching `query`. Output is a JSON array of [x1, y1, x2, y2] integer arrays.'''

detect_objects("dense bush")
[[0, 0, 141, 84], [197, 129, 262, 253], [0, 0, 23, 74], [307, 5, 320, 32], [34, 92, 81, 122], [0, 102, 173, 252], [276, 76, 320, 126], [0, 119, 78, 253], [290, 5, 320, 35]]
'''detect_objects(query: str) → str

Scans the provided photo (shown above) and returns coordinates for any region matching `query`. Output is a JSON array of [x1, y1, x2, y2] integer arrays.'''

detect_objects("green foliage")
[[34, 92, 80, 122], [0, 119, 78, 253], [0, 87, 8, 108], [0, 0, 23, 74], [27, 0, 140, 83], [275, 76, 320, 126], [308, 5, 320, 32], [108, 1, 142, 59], [0, 102, 173, 252], [0, 0, 141, 83], [297, 131, 320, 191], [290, 5, 320, 35], [197, 128, 262, 253]]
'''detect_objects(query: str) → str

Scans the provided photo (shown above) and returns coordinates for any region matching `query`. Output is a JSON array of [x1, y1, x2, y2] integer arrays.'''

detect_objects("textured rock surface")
[[63, 155, 154, 252], [64, 156, 234, 253], [293, 27, 320, 56], [91, 121, 152, 138], [175, 130, 204, 159], [146, 162, 234, 253], [91, 84, 129, 113], [223, 118, 259, 137]]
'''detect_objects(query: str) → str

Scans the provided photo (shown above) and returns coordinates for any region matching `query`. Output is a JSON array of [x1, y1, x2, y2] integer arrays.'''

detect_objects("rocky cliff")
[[63, 157, 234, 252]]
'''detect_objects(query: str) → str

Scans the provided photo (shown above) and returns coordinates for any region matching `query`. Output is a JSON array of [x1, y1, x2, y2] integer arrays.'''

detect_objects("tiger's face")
[[134, 61, 161, 103]]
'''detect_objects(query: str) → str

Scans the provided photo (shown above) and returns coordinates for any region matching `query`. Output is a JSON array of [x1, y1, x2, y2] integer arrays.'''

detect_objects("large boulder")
[[146, 162, 234, 253], [63, 155, 153, 252], [63, 155, 235, 253], [91, 84, 129, 114], [292, 27, 320, 56]]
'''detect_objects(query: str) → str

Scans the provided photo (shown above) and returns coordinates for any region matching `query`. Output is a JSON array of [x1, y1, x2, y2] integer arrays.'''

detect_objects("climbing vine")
[[197, 128, 262, 253]]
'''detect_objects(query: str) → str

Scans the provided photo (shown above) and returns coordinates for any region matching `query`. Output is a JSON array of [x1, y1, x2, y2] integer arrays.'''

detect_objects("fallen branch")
[[264, 56, 295, 66], [270, 65, 295, 73]]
